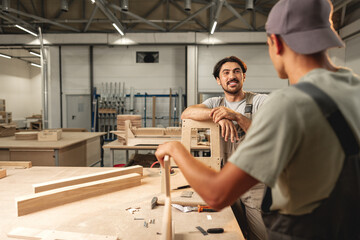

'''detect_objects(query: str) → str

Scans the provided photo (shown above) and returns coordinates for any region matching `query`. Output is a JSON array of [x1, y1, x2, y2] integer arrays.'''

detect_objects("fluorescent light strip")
[[15, 24, 38, 37], [112, 23, 124, 36], [210, 21, 217, 35], [31, 63, 41, 68], [0, 53, 11, 59], [30, 51, 41, 57]]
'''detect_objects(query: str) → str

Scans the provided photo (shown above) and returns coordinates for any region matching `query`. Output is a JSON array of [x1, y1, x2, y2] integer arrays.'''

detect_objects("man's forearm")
[[181, 107, 212, 121]]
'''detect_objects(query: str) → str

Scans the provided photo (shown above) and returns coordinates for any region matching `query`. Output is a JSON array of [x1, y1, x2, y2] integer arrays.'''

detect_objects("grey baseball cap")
[[265, 0, 345, 54]]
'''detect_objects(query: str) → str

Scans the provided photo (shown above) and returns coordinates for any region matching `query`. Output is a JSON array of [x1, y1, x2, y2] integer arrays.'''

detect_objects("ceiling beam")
[[170, 0, 207, 30], [224, 1, 254, 30], [83, 5, 99, 32], [128, 0, 163, 30], [95, 0, 125, 34], [170, 1, 214, 32], [110, 4, 166, 31], [6, 8, 80, 32]]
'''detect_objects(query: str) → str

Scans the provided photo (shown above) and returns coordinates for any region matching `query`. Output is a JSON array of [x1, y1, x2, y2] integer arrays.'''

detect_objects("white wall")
[[93, 45, 186, 127], [198, 45, 289, 94], [0, 57, 41, 123], [344, 33, 360, 75]]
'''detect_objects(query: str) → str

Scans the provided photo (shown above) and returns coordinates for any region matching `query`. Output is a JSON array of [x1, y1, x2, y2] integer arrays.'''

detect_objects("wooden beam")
[[33, 165, 143, 193], [0, 161, 32, 168], [0, 169, 6, 179], [161, 155, 171, 196], [16, 173, 141, 216], [7, 227, 118, 240]]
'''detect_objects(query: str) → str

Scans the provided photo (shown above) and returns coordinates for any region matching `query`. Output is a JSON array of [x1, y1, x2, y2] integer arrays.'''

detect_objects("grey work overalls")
[[219, 92, 268, 240], [261, 82, 360, 239]]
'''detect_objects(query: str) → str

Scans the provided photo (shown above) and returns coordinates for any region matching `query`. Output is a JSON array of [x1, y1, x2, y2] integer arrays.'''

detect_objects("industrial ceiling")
[[0, 0, 358, 35], [0, 0, 359, 66]]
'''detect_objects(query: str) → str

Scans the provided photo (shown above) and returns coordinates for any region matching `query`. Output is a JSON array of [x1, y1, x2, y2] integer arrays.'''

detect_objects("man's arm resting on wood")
[[155, 141, 259, 210], [181, 104, 212, 120]]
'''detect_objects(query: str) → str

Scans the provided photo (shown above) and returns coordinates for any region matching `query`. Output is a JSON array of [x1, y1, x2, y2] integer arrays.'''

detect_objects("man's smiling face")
[[216, 61, 245, 95]]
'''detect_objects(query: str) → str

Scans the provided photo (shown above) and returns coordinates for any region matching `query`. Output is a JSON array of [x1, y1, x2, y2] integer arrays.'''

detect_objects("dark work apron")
[[261, 82, 360, 240]]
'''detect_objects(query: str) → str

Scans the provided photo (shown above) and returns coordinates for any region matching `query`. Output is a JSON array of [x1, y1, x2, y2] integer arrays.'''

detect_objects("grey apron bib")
[[261, 82, 360, 240]]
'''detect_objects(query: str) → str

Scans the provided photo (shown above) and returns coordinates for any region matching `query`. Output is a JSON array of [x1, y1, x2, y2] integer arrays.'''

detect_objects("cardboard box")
[[38, 129, 62, 142], [0, 124, 16, 137]]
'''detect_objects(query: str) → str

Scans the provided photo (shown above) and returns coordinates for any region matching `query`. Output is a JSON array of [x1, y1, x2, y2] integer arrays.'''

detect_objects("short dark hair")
[[212, 56, 247, 79]]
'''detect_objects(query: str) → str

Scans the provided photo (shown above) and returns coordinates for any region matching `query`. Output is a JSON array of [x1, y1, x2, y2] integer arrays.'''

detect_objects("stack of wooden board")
[[15, 132, 38, 140], [15, 165, 143, 216]]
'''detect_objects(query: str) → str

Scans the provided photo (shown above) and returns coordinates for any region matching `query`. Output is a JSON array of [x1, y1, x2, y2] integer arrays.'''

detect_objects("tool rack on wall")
[[91, 83, 185, 142]]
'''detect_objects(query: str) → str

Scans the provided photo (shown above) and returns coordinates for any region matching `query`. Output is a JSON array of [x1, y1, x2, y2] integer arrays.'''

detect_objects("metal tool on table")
[[171, 203, 216, 213]]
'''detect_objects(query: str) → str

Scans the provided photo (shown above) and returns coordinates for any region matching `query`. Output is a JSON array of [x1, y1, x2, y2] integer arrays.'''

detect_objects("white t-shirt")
[[229, 68, 360, 215]]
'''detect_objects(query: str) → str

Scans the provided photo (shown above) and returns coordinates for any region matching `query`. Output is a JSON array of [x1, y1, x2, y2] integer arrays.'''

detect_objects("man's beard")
[[221, 81, 241, 95]]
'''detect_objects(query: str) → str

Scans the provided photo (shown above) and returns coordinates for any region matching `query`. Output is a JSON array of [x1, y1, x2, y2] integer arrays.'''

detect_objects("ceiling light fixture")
[[0, 53, 11, 59], [210, 21, 217, 35], [30, 51, 41, 57], [185, 0, 191, 11], [31, 63, 41, 68], [112, 23, 124, 36], [91, 0, 95, 4], [15, 25, 38, 37], [61, 0, 69, 12]]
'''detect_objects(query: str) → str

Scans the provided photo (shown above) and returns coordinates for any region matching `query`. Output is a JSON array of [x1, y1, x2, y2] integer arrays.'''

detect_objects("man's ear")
[[271, 34, 284, 55], [216, 77, 221, 85]]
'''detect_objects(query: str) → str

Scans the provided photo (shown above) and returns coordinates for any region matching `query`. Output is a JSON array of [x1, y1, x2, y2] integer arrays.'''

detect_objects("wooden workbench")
[[0, 132, 106, 166], [0, 167, 244, 240], [103, 139, 210, 167]]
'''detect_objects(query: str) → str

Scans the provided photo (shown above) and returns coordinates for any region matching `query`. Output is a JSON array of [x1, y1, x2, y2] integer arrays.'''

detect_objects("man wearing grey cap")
[[156, 0, 360, 239]]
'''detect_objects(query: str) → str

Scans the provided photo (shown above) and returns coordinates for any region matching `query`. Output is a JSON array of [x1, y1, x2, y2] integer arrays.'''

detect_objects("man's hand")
[[218, 119, 239, 142], [155, 141, 184, 167], [210, 106, 238, 123]]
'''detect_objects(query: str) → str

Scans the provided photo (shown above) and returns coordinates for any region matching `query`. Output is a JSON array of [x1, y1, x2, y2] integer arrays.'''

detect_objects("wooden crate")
[[38, 129, 62, 142], [0, 124, 16, 137]]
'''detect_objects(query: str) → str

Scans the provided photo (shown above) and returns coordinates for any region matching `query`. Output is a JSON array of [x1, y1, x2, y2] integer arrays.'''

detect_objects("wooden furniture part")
[[116, 115, 142, 131], [0, 132, 105, 167], [1, 167, 244, 240], [181, 119, 223, 171], [0, 161, 32, 168], [7, 227, 118, 240], [122, 120, 181, 146], [33, 165, 143, 193], [15, 132, 38, 140], [38, 129, 62, 142], [16, 173, 142, 216], [0, 169, 6, 179]]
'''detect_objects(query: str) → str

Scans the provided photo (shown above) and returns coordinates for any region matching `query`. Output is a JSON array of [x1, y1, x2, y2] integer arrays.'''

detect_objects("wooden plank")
[[0, 169, 6, 179], [16, 173, 142, 216], [0, 161, 32, 168], [33, 165, 143, 193], [7, 227, 118, 240]]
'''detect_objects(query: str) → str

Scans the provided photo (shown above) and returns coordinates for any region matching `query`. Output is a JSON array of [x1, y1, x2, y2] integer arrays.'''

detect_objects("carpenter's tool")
[[196, 226, 208, 236], [172, 184, 190, 190], [207, 228, 224, 234], [151, 196, 158, 209], [171, 204, 216, 213]]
